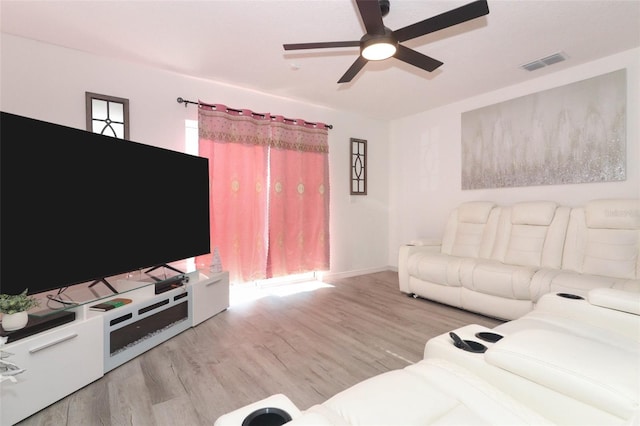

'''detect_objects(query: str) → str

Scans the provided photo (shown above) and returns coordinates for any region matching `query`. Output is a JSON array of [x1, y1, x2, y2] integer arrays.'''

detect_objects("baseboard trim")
[[318, 266, 395, 281], [244, 267, 398, 288]]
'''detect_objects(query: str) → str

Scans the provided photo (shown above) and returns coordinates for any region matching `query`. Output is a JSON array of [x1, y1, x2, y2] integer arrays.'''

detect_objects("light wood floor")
[[17, 271, 502, 426]]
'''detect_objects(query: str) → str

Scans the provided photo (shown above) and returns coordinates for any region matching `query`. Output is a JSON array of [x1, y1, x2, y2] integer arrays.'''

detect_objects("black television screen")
[[1, 111, 210, 296]]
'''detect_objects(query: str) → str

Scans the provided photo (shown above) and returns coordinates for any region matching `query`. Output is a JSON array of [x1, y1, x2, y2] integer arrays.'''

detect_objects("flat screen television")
[[1, 111, 210, 296]]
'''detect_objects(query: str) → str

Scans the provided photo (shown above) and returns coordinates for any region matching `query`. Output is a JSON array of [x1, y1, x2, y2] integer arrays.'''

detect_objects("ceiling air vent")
[[521, 52, 567, 72], [521, 61, 546, 72]]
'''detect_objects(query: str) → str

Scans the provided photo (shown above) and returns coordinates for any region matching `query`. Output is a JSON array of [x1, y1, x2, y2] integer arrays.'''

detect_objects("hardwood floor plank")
[[151, 394, 203, 426], [67, 378, 111, 425], [15, 271, 502, 425], [139, 343, 188, 405], [106, 359, 156, 425]]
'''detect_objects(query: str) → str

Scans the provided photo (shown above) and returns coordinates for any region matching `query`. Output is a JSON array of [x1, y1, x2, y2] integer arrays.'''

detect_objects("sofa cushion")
[[583, 228, 638, 279], [460, 259, 535, 300], [503, 202, 568, 268], [564, 200, 640, 280], [450, 223, 490, 258], [441, 202, 499, 259], [492, 204, 570, 269], [407, 252, 464, 287], [504, 224, 551, 267]]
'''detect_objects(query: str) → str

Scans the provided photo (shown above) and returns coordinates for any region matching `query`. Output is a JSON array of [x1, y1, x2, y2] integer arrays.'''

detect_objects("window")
[[85, 92, 130, 140]]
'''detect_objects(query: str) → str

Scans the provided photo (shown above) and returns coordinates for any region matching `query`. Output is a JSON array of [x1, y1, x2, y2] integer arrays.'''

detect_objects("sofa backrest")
[[441, 201, 499, 258], [491, 201, 571, 268], [563, 199, 640, 279]]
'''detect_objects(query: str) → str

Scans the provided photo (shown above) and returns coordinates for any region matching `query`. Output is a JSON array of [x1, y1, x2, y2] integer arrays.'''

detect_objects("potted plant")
[[0, 289, 39, 331]]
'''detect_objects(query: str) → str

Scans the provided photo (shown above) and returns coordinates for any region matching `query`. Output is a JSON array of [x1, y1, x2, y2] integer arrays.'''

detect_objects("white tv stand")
[[0, 269, 229, 425]]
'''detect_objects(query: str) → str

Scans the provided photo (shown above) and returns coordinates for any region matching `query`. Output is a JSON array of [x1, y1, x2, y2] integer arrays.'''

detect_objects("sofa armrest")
[[588, 288, 640, 315], [408, 238, 442, 247], [531, 291, 640, 343], [398, 242, 442, 293], [485, 329, 639, 420], [214, 394, 301, 426]]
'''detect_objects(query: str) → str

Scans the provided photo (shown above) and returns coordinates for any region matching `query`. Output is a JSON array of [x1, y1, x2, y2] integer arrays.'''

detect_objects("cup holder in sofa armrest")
[[449, 332, 487, 353], [557, 292, 584, 300], [475, 332, 503, 343], [242, 407, 292, 426]]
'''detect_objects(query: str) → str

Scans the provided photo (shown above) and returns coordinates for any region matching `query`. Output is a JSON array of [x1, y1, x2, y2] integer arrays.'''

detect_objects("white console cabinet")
[[191, 271, 229, 326], [0, 315, 103, 426], [1, 268, 229, 425]]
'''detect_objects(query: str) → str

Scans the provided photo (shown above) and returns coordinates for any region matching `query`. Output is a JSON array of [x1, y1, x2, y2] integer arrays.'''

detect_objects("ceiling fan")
[[283, 0, 490, 83]]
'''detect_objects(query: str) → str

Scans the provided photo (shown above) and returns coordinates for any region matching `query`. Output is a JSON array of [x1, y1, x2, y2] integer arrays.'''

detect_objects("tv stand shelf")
[[26, 268, 185, 320], [0, 310, 76, 344], [1, 269, 229, 426]]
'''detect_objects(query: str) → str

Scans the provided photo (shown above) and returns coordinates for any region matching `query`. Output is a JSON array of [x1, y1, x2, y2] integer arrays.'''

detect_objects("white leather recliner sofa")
[[399, 198, 640, 320], [215, 288, 640, 425]]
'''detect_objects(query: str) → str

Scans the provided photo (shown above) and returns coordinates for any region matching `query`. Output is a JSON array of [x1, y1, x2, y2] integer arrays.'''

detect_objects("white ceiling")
[[1, 0, 639, 120]]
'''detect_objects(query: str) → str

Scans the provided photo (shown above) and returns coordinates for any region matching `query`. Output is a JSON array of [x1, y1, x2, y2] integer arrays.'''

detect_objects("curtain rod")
[[176, 97, 333, 129]]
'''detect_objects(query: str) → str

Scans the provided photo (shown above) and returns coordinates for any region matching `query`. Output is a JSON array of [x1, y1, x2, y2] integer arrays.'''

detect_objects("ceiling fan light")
[[362, 42, 397, 60]]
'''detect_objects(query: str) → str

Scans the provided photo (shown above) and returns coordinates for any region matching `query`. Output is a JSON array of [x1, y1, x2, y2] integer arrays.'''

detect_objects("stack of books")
[[89, 298, 132, 312]]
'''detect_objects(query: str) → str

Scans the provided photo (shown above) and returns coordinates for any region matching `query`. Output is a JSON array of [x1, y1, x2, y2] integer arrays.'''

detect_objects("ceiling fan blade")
[[393, 45, 443, 72], [284, 41, 360, 51], [338, 56, 368, 83], [356, 0, 385, 35], [393, 0, 489, 42]]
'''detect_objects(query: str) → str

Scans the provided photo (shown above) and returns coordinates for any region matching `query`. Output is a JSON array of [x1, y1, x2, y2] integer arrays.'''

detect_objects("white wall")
[[0, 34, 391, 278], [388, 48, 640, 268], [5, 35, 637, 277]]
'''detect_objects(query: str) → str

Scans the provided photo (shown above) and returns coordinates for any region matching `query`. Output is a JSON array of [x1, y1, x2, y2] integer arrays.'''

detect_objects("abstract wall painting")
[[461, 69, 626, 190]]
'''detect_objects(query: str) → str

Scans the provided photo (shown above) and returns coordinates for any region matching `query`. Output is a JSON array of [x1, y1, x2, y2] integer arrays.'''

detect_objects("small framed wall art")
[[350, 137, 367, 195]]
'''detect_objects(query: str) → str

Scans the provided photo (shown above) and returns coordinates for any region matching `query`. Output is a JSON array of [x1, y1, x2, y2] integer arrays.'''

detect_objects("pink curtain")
[[196, 104, 270, 283], [196, 104, 330, 283], [267, 117, 330, 278]]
